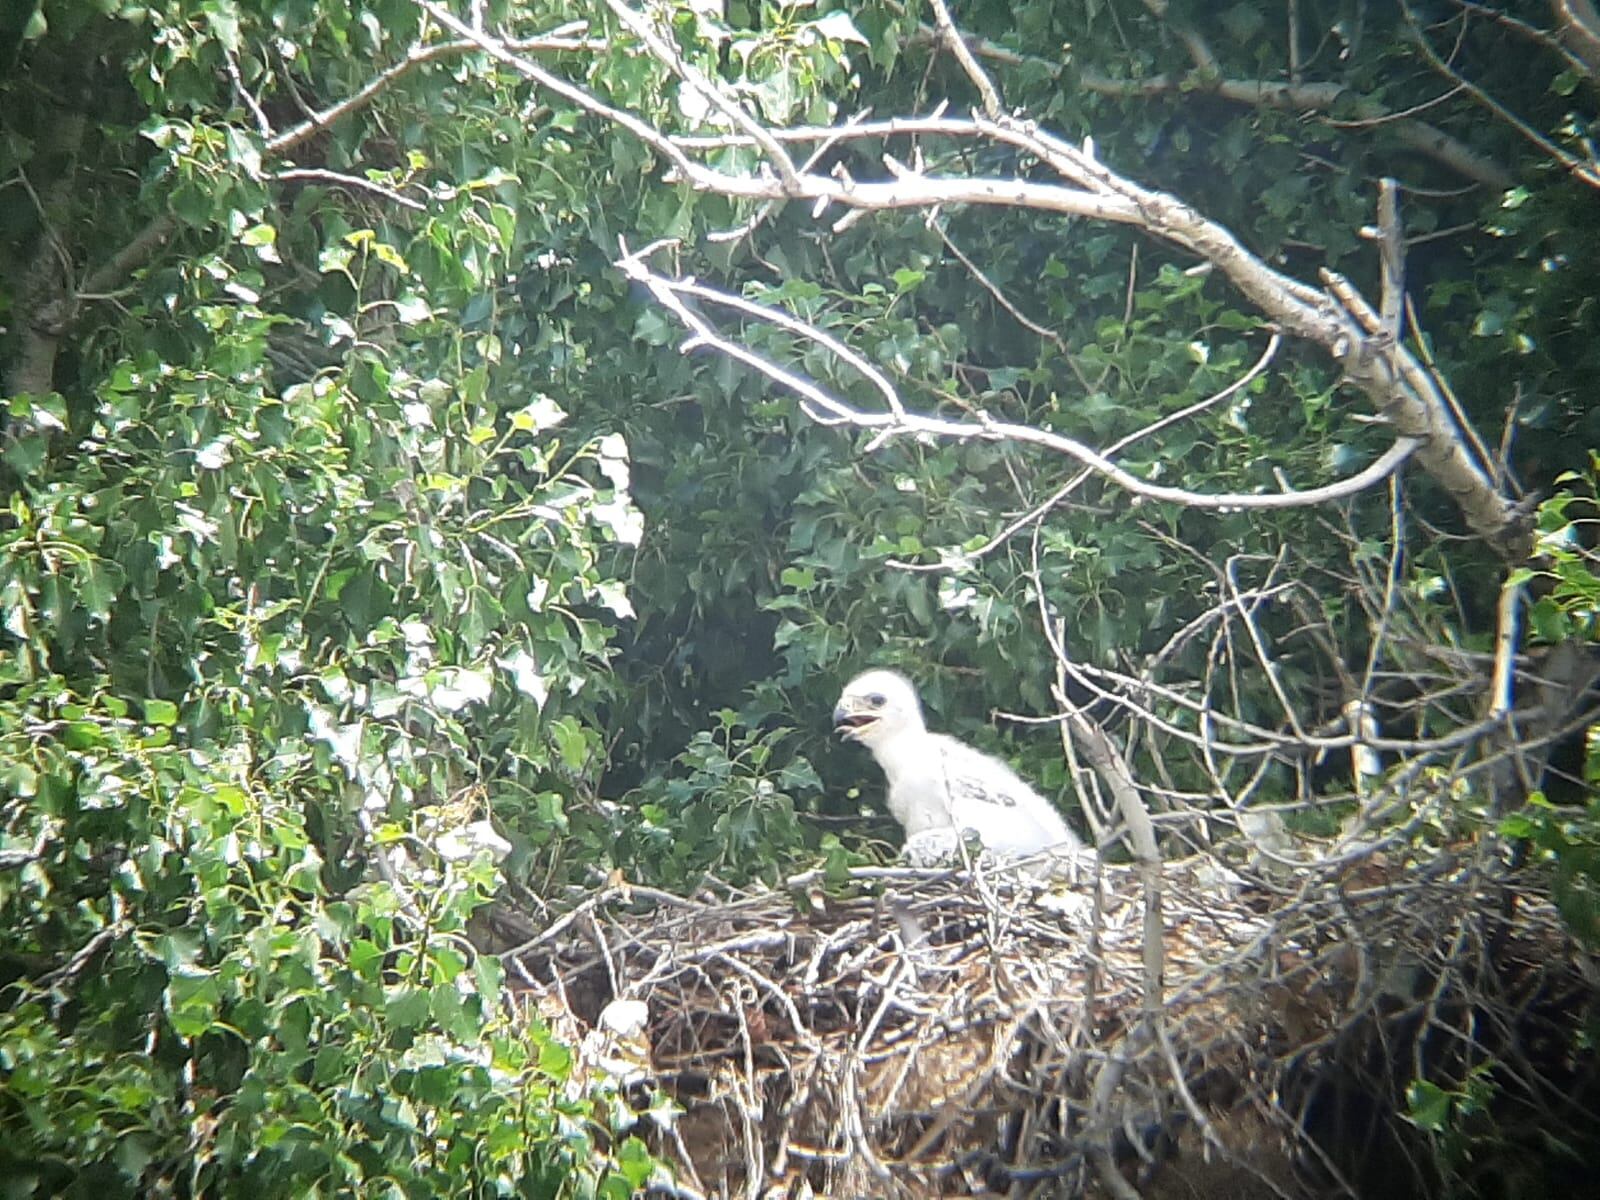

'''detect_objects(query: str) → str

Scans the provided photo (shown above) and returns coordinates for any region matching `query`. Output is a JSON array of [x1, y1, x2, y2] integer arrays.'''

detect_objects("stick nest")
[[494, 849, 1596, 1199]]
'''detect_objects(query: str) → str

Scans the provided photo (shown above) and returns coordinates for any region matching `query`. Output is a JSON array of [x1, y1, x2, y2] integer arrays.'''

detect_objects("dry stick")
[[500, 884, 622, 959], [1140, 0, 1218, 73], [1358, 478, 1407, 751], [892, 2, 1511, 188], [928, 0, 1004, 120], [1095, 75, 1506, 191], [1051, 625, 1172, 1190], [1453, 0, 1596, 76], [1375, 178, 1405, 340], [716, 951, 822, 1055], [883, 328, 1286, 574], [934, 32, 1504, 188], [1403, 291, 1499, 488], [587, 910, 620, 998], [1086, 1055, 1144, 1200], [1288, 0, 1302, 84], [14, 166, 80, 295], [1053, 635, 1108, 848], [354, 805, 426, 924], [596, 0, 801, 190], [728, 995, 766, 1200], [1056, 640, 1523, 758], [267, 24, 599, 158], [224, 46, 273, 137], [1224, 548, 1305, 739], [1052, 697, 1114, 1083], [1067, 713, 1166, 1024], [39, 925, 123, 1012], [785, 863, 961, 890], [1488, 574, 1523, 722], [272, 167, 427, 210], [932, 222, 1072, 354]]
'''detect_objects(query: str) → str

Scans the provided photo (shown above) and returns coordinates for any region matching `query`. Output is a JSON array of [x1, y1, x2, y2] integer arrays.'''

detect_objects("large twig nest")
[[491, 848, 1596, 1199]]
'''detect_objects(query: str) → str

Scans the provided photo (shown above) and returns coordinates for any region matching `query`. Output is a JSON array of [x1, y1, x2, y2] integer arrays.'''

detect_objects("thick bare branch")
[[592, 36, 1526, 554], [1554, 0, 1600, 76]]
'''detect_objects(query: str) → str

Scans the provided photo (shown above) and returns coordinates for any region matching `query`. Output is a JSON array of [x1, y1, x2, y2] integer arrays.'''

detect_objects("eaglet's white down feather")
[[833, 669, 1086, 868]]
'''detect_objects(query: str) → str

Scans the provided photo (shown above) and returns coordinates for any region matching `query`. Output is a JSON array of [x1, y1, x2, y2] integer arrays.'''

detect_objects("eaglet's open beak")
[[833, 700, 878, 742]]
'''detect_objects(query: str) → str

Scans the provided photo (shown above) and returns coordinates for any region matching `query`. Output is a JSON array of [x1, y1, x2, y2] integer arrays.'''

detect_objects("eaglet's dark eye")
[[866, 693, 886, 708]]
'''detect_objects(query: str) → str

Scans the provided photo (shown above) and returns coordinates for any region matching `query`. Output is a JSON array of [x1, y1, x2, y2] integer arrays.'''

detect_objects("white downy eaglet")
[[833, 669, 1085, 867]]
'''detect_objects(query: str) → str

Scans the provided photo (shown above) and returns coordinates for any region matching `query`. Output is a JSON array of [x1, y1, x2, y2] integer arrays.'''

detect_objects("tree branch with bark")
[[407, 2, 1528, 557]]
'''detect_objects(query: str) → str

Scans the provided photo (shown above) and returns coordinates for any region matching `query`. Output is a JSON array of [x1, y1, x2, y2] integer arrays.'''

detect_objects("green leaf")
[[510, 395, 566, 433], [145, 699, 179, 726], [1405, 1080, 1452, 1133], [1498, 813, 1534, 839], [617, 1137, 655, 1187], [537, 1037, 572, 1080], [166, 971, 221, 1038], [385, 987, 431, 1030], [549, 716, 590, 773], [780, 565, 816, 590], [77, 561, 121, 620]]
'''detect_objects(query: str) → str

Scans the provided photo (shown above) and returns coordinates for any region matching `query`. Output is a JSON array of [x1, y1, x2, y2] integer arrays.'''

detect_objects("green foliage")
[[0, 682, 648, 1196], [1404, 1067, 1502, 1173], [2, 2, 656, 1192], [1500, 794, 1600, 951], [614, 710, 831, 889], [1496, 462, 1600, 952], [1514, 458, 1600, 644]]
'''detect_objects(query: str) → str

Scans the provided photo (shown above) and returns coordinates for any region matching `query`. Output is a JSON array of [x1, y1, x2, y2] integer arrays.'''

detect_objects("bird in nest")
[[833, 668, 1087, 868]]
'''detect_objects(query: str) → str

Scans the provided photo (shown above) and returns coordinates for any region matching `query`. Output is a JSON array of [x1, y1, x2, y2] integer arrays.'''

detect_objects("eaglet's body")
[[833, 669, 1083, 862]]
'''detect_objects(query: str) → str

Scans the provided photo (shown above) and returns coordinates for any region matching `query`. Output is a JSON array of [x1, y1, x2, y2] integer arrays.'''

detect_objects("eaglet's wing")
[[929, 733, 1078, 857]]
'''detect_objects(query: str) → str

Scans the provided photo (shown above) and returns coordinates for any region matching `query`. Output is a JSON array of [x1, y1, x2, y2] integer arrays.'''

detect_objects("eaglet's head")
[[833, 669, 925, 748]]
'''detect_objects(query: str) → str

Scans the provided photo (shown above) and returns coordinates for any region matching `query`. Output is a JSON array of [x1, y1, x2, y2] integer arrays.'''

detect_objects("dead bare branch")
[[618, 247, 1418, 514]]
